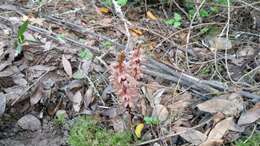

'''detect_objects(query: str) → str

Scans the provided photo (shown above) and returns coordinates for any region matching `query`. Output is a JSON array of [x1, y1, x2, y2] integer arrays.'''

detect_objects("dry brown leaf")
[[197, 94, 244, 116], [199, 139, 223, 146], [0, 66, 18, 77], [13, 76, 27, 87], [237, 103, 260, 125], [66, 80, 83, 90], [208, 117, 235, 140], [147, 11, 157, 20], [175, 127, 207, 145], [140, 98, 147, 116], [4, 86, 24, 103], [70, 90, 82, 112], [200, 117, 235, 146], [151, 88, 165, 106], [84, 87, 93, 108], [167, 92, 193, 113], [82, 60, 92, 75], [152, 104, 168, 122], [30, 86, 43, 105], [0, 93, 6, 115], [212, 112, 225, 125], [62, 55, 73, 78], [206, 37, 232, 51], [237, 45, 255, 56]]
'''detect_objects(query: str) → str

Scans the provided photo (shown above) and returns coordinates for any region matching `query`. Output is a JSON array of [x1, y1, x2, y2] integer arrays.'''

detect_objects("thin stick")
[[185, 0, 207, 72], [224, 0, 235, 83], [111, 0, 132, 54]]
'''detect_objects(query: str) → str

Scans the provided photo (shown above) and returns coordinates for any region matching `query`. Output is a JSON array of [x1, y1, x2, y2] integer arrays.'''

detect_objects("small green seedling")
[[164, 13, 182, 28], [68, 116, 132, 146], [188, 8, 209, 20], [72, 69, 85, 80], [79, 49, 93, 61], [144, 116, 159, 125], [16, 20, 29, 56]]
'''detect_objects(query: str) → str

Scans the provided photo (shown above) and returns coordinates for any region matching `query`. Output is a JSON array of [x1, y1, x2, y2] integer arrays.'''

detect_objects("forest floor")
[[0, 0, 259, 146]]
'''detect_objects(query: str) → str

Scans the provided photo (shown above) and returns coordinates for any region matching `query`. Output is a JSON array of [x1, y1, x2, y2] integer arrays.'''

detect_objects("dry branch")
[[143, 57, 260, 102]]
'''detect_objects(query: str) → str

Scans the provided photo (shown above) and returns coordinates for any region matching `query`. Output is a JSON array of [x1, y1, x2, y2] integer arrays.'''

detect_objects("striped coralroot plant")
[[109, 48, 142, 108]]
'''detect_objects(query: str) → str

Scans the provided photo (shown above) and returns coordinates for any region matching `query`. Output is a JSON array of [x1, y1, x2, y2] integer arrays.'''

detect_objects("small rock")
[[17, 114, 41, 131]]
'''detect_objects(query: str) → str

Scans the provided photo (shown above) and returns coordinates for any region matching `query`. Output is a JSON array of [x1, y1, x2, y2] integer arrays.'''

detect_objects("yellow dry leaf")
[[130, 28, 143, 37], [147, 11, 157, 20], [135, 123, 144, 138], [99, 7, 109, 14]]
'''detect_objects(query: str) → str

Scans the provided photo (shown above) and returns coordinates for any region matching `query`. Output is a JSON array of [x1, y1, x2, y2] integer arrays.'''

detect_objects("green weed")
[[234, 132, 260, 146], [79, 49, 93, 61], [164, 13, 182, 28], [16, 20, 29, 56], [68, 116, 132, 146], [144, 116, 159, 125], [185, 0, 234, 20]]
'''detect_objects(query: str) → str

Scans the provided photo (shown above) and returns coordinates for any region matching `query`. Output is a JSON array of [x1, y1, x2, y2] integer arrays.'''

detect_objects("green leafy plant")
[[144, 116, 159, 125], [16, 20, 29, 56], [234, 133, 260, 146], [68, 116, 132, 146], [185, 0, 234, 20], [164, 13, 182, 28], [101, 0, 128, 7], [79, 49, 93, 60]]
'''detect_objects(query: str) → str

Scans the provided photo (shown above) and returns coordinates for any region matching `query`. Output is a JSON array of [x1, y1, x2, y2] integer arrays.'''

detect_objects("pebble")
[[17, 114, 41, 131]]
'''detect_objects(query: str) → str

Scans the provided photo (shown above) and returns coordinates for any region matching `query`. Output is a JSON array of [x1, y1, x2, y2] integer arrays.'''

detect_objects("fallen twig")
[[143, 57, 260, 102], [43, 15, 125, 50]]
